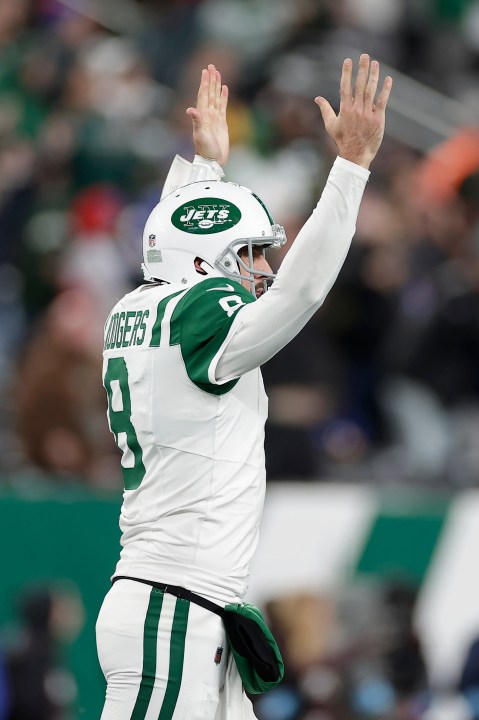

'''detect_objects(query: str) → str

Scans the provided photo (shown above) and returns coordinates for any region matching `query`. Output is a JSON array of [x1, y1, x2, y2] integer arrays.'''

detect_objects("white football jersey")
[[102, 278, 268, 604]]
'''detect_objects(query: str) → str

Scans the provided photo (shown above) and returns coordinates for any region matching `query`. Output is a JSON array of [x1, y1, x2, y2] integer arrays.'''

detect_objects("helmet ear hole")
[[194, 257, 213, 276], [194, 257, 207, 275]]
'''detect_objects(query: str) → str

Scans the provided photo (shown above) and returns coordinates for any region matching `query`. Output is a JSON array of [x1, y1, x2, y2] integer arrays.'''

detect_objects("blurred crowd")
[[252, 581, 479, 720], [0, 583, 82, 720], [0, 0, 479, 492]]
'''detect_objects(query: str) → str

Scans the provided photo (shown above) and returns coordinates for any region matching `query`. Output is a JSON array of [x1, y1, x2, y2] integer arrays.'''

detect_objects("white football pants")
[[96, 579, 257, 720]]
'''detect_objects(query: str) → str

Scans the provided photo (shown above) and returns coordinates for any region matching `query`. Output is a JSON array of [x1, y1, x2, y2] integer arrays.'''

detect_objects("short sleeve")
[[170, 278, 255, 395]]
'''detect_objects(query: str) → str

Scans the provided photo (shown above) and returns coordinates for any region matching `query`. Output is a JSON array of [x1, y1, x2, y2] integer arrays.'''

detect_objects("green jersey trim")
[[150, 289, 188, 347], [170, 278, 255, 395]]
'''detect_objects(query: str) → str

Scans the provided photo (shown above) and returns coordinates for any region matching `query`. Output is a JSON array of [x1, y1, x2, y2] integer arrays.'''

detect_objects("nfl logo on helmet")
[[149, 234, 156, 247]]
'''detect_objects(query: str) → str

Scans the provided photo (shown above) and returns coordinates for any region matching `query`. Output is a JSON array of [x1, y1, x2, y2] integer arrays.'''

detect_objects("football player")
[[96, 57, 392, 720]]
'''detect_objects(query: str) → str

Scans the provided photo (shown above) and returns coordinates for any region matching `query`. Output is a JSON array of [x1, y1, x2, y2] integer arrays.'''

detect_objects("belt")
[[112, 575, 224, 617]]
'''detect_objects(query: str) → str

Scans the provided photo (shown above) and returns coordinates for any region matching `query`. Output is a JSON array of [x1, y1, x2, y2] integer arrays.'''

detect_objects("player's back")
[[102, 279, 268, 603]]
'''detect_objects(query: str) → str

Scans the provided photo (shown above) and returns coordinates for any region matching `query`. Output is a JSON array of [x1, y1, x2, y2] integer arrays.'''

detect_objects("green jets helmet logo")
[[171, 197, 242, 234]]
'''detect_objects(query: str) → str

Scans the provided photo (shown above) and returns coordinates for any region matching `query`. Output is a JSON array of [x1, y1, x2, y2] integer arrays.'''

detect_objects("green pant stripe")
[[130, 588, 164, 720], [158, 598, 190, 720]]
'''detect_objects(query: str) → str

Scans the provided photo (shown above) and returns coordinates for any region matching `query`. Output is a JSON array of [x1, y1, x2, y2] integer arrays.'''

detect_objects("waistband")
[[112, 574, 224, 617]]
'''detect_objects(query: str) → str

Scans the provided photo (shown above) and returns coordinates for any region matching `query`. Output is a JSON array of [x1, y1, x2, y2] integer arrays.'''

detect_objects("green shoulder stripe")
[[170, 278, 255, 395], [150, 290, 187, 347]]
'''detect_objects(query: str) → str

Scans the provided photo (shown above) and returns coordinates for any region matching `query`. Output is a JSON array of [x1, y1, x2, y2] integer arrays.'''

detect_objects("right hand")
[[315, 54, 392, 169], [186, 64, 229, 168]]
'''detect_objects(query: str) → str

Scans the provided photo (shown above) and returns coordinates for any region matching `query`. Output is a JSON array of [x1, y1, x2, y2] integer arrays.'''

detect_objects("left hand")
[[186, 64, 229, 168], [314, 54, 392, 169]]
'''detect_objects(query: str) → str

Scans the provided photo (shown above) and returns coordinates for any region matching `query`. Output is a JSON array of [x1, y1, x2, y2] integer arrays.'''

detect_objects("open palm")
[[315, 54, 392, 169], [186, 64, 229, 168]]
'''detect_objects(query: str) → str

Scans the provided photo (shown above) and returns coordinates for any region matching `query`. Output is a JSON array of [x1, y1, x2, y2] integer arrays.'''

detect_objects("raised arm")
[[216, 54, 392, 380]]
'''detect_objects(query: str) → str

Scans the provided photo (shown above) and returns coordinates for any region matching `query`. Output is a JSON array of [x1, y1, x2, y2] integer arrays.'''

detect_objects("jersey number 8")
[[104, 356, 146, 490]]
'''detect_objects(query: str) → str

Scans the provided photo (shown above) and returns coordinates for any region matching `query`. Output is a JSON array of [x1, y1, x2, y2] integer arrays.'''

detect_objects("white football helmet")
[[141, 180, 286, 295]]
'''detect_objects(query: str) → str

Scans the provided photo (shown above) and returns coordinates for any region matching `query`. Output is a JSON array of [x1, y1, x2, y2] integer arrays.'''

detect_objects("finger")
[[215, 70, 222, 109], [208, 63, 217, 109], [315, 96, 336, 132], [339, 57, 353, 108], [364, 59, 379, 110], [375, 75, 393, 113], [219, 84, 229, 116], [196, 68, 209, 113], [354, 53, 370, 106], [186, 107, 202, 126]]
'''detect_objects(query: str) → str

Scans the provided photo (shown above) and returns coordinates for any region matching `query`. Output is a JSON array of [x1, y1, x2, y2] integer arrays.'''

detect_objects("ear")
[[194, 257, 208, 275]]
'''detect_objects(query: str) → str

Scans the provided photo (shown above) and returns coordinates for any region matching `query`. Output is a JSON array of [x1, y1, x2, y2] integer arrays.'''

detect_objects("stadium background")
[[1, 0, 479, 718]]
